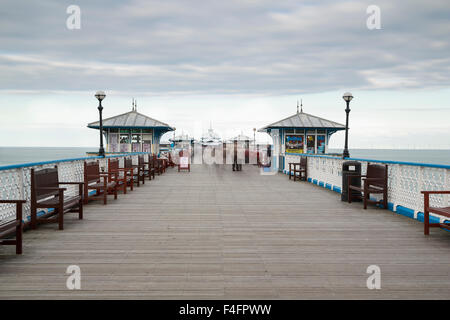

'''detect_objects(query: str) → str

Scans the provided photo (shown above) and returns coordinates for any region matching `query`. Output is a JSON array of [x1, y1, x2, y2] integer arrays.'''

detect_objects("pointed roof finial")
[[297, 100, 299, 114], [300, 99, 303, 113], [135, 99, 137, 112]]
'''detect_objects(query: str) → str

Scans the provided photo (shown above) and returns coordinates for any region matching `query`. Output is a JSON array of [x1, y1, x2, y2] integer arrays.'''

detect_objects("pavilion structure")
[[88, 101, 174, 155], [258, 101, 345, 172]]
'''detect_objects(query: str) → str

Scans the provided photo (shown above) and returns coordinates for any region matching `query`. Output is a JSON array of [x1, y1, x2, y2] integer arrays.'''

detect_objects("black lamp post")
[[253, 128, 256, 146], [342, 92, 353, 159], [95, 91, 106, 157]]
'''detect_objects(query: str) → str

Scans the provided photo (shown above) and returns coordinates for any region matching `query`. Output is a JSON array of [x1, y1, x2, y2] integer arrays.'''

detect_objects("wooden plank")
[[1, 164, 449, 299]]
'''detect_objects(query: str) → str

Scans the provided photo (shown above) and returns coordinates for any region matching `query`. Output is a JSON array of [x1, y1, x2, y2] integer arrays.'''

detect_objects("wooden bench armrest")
[[86, 175, 102, 179], [0, 200, 26, 204], [421, 191, 450, 195], [36, 187, 67, 191], [363, 178, 385, 181], [59, 182, 84, 185], [99, 172, 117, 176]]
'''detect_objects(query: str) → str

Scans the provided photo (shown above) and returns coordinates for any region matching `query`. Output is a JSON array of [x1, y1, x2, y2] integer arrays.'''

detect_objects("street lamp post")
[[253, 128, 256, 147], [342, 92, 353, 159], [95, 91, 106, 157]]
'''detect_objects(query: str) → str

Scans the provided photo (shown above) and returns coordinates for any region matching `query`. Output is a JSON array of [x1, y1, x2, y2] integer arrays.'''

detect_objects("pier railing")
[[2, 151, 449, 228], [0, 153, 148, 224], [284, 153, 450, 224]]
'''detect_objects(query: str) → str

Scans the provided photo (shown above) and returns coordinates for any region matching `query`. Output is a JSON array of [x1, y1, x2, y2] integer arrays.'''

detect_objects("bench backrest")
[[300, 157, 307, 167], [84, 161, 100, 184], [108, 158, 120, 181], [31, 167, 59, 201], [366, 164, 388, 188], [108, 158, 119, 172], [124, 158, 133, 169]]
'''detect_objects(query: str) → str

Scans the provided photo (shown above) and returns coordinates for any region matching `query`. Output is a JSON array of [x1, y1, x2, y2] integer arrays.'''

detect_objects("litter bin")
[[341, 161, 362, 202]]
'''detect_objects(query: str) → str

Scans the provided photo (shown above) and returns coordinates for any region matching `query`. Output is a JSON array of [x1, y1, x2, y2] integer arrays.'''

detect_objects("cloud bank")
[[1, 0, 449, 95]]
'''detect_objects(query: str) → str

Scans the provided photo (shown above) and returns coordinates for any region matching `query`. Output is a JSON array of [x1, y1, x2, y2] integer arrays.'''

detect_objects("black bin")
[[341, 161, 362, 202]]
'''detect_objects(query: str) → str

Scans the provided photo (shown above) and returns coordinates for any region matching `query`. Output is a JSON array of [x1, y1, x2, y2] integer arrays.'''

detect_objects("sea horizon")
[[1, 146, 450, 167]]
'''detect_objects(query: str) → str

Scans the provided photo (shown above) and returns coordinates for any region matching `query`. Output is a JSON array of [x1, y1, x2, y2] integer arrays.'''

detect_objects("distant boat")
[[170, 133, 193, 144], [170, 133, 194, 153], [200, 124, 222, 147]]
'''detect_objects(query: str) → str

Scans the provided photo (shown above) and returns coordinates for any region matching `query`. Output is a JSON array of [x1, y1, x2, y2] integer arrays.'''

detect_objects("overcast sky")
[[0, 0, 449, 148]]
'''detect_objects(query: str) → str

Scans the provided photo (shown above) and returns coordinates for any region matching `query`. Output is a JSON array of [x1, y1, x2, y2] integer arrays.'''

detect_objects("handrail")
[[284, 152, 450, 224], [284, 152, 450, 170], [0, 152, 149, 224], [0, 152, 148, 171]]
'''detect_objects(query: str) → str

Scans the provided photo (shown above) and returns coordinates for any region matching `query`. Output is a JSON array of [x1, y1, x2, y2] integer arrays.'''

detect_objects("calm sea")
[[327, 149, 450, 166], [0, 147, 449, 167], [0, 147, 97, 167]]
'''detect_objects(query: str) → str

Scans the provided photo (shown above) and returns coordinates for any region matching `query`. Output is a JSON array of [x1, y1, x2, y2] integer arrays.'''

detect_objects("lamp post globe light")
[[342, 92, 353, 159], [95, 91, 106, 157]]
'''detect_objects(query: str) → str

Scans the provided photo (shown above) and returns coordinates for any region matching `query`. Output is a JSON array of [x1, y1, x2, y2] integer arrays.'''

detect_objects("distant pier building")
[[258, 102, 345, 171], [88, 103, 174, 155]]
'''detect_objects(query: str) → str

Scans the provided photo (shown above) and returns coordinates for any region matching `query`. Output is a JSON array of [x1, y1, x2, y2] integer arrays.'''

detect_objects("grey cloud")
[[0, 0, 449, 95]]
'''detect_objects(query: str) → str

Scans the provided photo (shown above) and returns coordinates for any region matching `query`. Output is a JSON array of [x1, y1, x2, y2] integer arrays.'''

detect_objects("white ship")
[[200, 124, 222, 147], [170, 132, 194, 151]]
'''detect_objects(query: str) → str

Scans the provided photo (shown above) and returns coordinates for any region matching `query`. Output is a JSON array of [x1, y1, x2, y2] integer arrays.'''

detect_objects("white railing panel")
[[0, 152, 147, 224], [284, 153, 450, 222]]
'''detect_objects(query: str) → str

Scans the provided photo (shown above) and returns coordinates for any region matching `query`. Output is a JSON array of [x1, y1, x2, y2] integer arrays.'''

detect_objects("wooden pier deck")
[[1, 164, 449, 299]]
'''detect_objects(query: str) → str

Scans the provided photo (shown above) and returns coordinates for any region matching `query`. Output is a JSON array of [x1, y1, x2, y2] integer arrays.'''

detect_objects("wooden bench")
[[289, 157, 307, 181], [0, 200, 25, 254], [108, 158, 133, 194], [348, 163, 388, 210], [150, 154, 158, 176], [84, 161, 117, 205], [143, 154, 156, 180], [134, 155, 147, 185], [153, 154, 164, 175], [421, 190, 450, 235], [31, 167, 84, 230], [118, 157, 143, 187], [120, 158, 135, 191]]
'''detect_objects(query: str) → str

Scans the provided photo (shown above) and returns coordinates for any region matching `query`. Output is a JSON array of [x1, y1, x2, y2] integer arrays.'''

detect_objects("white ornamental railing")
[[0, 152, 148, 224], [284, 154, 450, 223]]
